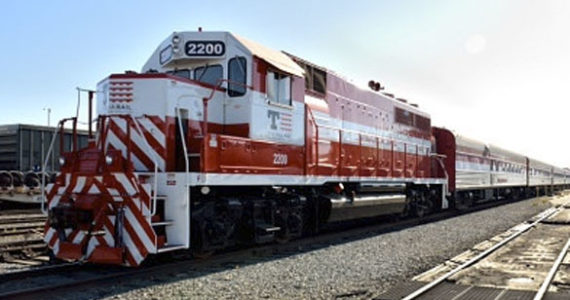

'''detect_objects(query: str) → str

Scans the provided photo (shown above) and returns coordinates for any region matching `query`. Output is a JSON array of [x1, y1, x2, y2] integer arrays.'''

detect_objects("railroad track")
[[0, 221, 44, 236], [0, 214, 44, 223], [0, 211, 46, 260], [380, 199, 570, 300], [0, 196, 541, 299], [0, 209, 42, 216], [535, 238, 570, 300]]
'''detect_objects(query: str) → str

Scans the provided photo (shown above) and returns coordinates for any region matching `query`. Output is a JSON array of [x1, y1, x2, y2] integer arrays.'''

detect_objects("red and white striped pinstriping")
[[105, 115, 167, 172], [43, 172, 157, 266]]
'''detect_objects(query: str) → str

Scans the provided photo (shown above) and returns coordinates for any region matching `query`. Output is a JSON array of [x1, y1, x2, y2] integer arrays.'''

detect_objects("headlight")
[[201, 186, 210, 195], [59, 157, 65, 166], [105, 155, 113, 165], [172, 35, 180, 44], [172, 45, 180, 54]]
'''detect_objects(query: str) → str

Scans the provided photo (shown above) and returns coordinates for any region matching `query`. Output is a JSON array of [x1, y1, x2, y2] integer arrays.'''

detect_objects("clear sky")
[[0, 1, 569, 166]]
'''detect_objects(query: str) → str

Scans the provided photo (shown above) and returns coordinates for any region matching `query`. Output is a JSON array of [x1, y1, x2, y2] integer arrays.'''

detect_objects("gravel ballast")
[[66, 197, 551, 299]]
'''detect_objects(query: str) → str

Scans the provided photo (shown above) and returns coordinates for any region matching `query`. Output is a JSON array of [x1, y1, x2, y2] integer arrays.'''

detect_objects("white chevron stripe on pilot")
[[131, 196, 150, 217], [106, 188, 119, 196], [53, 240, 60, 255], [103, 225, 115, 247], [120, 176, 150, 215], [114, 173, 136, 195], [106, 130, 147, 170], [46, 183, 54, 194], [139, 183, 151, 197], [88, 184, 100, 194], [45, 228, 56, 244], [72, 177, 87, 193], [122, 227, 144, 265], [86, 238, 99, 257], [126, 192, 149, 216], [125, 206, 155, 253], [138, 117, 166, 146], [49, 195, 61, 209], [111, 118, 165, 170], [72, 230, 85, 244]]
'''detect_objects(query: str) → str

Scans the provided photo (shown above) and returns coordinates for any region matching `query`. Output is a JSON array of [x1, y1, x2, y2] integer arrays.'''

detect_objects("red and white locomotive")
[[43, 30, 569, 266]]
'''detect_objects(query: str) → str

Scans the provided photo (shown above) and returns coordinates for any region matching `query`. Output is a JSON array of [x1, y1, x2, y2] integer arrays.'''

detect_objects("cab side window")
[[267, 71, 291, 105], [228, 57, 247, 97]]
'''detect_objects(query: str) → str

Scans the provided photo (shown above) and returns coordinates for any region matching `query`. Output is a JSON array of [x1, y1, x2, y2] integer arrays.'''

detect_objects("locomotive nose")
[[48, 191, 120, 262]]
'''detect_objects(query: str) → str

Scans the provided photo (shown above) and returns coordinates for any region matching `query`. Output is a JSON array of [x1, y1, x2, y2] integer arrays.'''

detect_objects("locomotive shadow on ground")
[[76, 197, 551, 300]]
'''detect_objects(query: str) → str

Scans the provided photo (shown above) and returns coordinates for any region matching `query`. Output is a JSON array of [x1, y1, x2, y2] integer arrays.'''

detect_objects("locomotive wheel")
[[413, 199, 432, 218], [456, 192, 473, 210], [190, 220, 215, 259], [410, 190, 433, 218]]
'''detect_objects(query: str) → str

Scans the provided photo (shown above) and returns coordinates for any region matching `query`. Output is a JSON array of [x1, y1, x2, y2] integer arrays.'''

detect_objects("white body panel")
[[151, 172, 190, 250], [250, 93, 305, 146]]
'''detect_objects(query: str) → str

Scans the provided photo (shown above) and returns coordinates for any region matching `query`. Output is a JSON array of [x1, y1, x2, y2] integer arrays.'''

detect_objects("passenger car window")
[[228, 57, 246, 97]]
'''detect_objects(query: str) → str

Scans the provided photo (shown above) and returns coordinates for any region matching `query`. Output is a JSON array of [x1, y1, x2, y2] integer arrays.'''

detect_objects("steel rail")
[[401, 205, 564, 300], [533, 237, 570, 300], [0, 262, 80, 282]]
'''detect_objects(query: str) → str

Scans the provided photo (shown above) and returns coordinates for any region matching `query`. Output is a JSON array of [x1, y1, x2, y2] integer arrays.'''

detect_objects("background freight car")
[[0, 124, 89, 172]]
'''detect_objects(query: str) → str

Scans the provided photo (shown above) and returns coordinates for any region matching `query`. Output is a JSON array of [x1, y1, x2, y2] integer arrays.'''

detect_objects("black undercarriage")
[[187, 183, 444, 256]]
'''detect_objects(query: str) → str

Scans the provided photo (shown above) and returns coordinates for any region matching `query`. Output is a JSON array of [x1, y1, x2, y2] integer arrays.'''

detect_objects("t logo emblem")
[[268, 110, 280, 130]]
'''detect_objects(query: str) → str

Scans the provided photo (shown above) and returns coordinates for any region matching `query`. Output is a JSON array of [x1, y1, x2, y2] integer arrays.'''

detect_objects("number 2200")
[[273, 153, 288, 165]]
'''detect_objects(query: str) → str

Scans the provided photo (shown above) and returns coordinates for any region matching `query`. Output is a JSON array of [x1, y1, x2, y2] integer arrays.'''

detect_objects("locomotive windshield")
[[165, 56, 248, 97], [166, 63, 223, 86], [194, 64, 223, 86]]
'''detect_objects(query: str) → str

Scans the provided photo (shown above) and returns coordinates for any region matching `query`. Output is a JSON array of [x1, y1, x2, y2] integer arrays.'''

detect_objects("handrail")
[[306, 104, 438, 179], [305, 117, 427, 148], [57, 117, 78, 154], [41, 117, 77, 215], [175, 107, 190, 217], [176, 107, 191, 248], [305, 105, 319, 173], [40, 124, 62, 215], [175, 108, 190, 176], [431, 153, 450, 197], [129, 115, 159, 216], [200, 78, 250, 171]]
